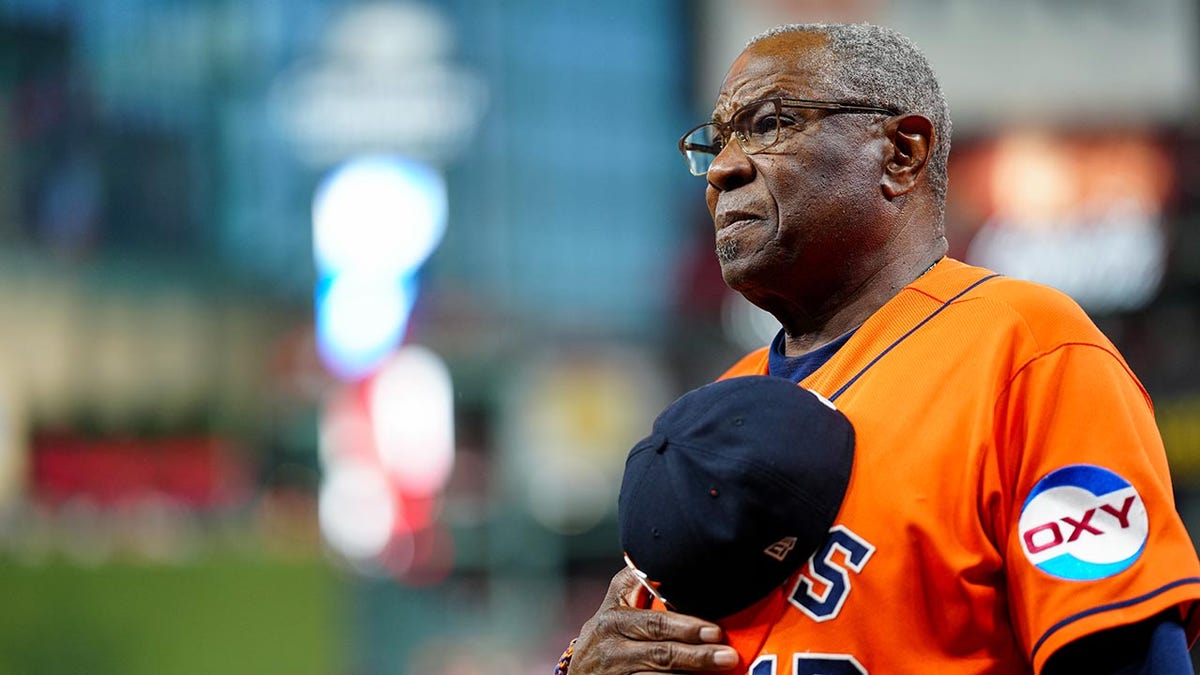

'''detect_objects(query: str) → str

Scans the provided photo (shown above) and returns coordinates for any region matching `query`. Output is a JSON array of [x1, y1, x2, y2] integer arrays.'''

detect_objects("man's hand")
[[569, 568, 740, 674]]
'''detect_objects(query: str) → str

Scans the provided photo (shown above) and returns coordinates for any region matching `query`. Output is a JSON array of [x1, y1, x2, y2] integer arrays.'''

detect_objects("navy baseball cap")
[[618, 375, 855, 621]]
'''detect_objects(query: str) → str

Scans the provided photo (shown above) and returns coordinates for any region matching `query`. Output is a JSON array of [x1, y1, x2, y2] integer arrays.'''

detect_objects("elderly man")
[[556, 23, 1200, 674]]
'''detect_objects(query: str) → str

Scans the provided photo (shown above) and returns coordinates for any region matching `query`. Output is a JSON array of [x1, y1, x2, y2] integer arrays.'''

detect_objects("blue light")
[[312, 155, 447, 381], [316, 272, 420, 381]]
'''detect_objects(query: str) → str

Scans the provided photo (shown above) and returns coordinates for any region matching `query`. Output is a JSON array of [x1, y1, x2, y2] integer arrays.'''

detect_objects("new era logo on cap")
[[764, 536, 798, 562], [618, 375, 856, 621]]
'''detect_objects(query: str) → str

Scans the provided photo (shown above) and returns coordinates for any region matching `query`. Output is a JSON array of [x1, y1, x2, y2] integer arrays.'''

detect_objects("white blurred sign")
[[271, 2, 488, 166]]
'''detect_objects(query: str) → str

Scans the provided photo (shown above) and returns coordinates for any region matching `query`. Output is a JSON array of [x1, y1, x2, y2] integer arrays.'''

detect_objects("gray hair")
[[749, 23, 952, 222]]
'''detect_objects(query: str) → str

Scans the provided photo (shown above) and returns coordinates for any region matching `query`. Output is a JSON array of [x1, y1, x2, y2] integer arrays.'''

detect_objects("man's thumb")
[[612, 567, 654, 609]]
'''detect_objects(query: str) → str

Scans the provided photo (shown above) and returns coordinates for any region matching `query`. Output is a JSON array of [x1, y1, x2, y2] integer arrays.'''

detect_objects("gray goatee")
[[716, 240, 739, 263]]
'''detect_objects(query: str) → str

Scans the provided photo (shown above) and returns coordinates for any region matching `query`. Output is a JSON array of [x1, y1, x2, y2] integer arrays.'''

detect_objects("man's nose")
[[705, 139, 755, 193]]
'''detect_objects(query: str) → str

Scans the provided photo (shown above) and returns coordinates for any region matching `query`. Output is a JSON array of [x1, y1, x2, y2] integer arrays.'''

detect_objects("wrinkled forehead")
[[713, 32, 834, 120]]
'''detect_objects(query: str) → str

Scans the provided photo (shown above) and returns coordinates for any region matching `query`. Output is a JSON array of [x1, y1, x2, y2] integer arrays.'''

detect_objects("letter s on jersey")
[[790, 525, 875, 622]]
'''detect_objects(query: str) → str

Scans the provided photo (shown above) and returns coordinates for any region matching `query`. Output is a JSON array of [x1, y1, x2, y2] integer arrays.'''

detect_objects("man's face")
[[705, 34, 892, 303]]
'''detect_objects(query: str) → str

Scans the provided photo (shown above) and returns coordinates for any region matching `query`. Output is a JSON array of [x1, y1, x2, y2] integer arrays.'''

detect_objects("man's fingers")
[[592, 639, 738, 675], [618, 606, 723, 644], [573, 570, 733, 674], [578, 638, 738, 675], [624, 640, 741, 673], [643, 640, 740, 671]]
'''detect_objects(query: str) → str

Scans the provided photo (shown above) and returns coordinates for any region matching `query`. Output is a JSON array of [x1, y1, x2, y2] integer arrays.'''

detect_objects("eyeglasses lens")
[[682, 125, 718, 176], [681, 99, 782, 176], [734, 98, 781, 154]]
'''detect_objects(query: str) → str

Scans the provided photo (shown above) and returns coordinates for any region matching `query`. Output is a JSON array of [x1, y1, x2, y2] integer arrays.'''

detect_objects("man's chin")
[[719, 257, 758, 292]]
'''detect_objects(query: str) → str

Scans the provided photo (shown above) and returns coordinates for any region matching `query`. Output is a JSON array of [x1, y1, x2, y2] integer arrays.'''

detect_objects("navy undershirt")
[[766, 328, 855, 384]]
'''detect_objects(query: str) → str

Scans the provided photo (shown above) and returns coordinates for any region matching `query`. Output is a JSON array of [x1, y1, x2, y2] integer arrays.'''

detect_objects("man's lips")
[[715, 211, 763, 239]]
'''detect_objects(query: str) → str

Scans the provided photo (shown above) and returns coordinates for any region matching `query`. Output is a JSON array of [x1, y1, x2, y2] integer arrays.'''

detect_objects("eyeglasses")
[[678, 97, 899, 176], [623, 552, 675, 611]]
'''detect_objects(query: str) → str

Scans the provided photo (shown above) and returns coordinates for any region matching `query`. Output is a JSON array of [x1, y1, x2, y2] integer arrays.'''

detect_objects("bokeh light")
[[312, 156, 447, 277], [318, 459, 396, 561], [315, 272, 417, 381], [312, 155, 445, 381], [369, 345, 455, 497]]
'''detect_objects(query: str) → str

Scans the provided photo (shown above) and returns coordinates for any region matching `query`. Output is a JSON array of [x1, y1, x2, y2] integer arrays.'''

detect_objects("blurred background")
[[0, 0, 1197, 672]]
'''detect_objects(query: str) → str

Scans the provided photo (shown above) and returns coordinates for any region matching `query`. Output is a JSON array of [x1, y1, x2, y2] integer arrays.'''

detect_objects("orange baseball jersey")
[[717, 257, 1200, 674]]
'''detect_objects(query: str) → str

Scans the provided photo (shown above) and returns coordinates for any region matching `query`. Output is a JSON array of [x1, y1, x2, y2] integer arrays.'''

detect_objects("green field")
[[0, 553, 344, 675]]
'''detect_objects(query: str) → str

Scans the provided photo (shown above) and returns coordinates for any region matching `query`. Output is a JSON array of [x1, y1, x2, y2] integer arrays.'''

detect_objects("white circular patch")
[[1017, 464, 1148, 581]]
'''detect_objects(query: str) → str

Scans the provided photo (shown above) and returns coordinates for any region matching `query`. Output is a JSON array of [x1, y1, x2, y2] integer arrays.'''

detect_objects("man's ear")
[[881, 114, 934, 199]]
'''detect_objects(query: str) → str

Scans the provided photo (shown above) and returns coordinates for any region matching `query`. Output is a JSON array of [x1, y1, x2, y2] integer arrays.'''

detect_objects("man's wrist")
[[554, 637, 579, 674]]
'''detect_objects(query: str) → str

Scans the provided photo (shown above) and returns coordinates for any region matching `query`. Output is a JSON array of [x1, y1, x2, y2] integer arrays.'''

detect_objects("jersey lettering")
[[790, 525, 874, 622], [749, 654, 777, 675], [1021, 494, 1138, 555], [1100, 495, 1136, 528], [749, 653, 867, 675], [1061, 509, 1101, 541], [793, 653, 868, 675]]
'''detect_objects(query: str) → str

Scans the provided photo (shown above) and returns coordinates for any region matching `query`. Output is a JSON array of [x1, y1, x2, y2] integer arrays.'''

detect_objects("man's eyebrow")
[[710, 103, 734, 123], [709, 93, 740, 122]]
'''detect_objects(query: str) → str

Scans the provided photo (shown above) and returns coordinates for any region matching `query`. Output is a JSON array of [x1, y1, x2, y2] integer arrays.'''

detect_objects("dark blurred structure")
[[0, 0, 1195, 673]]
